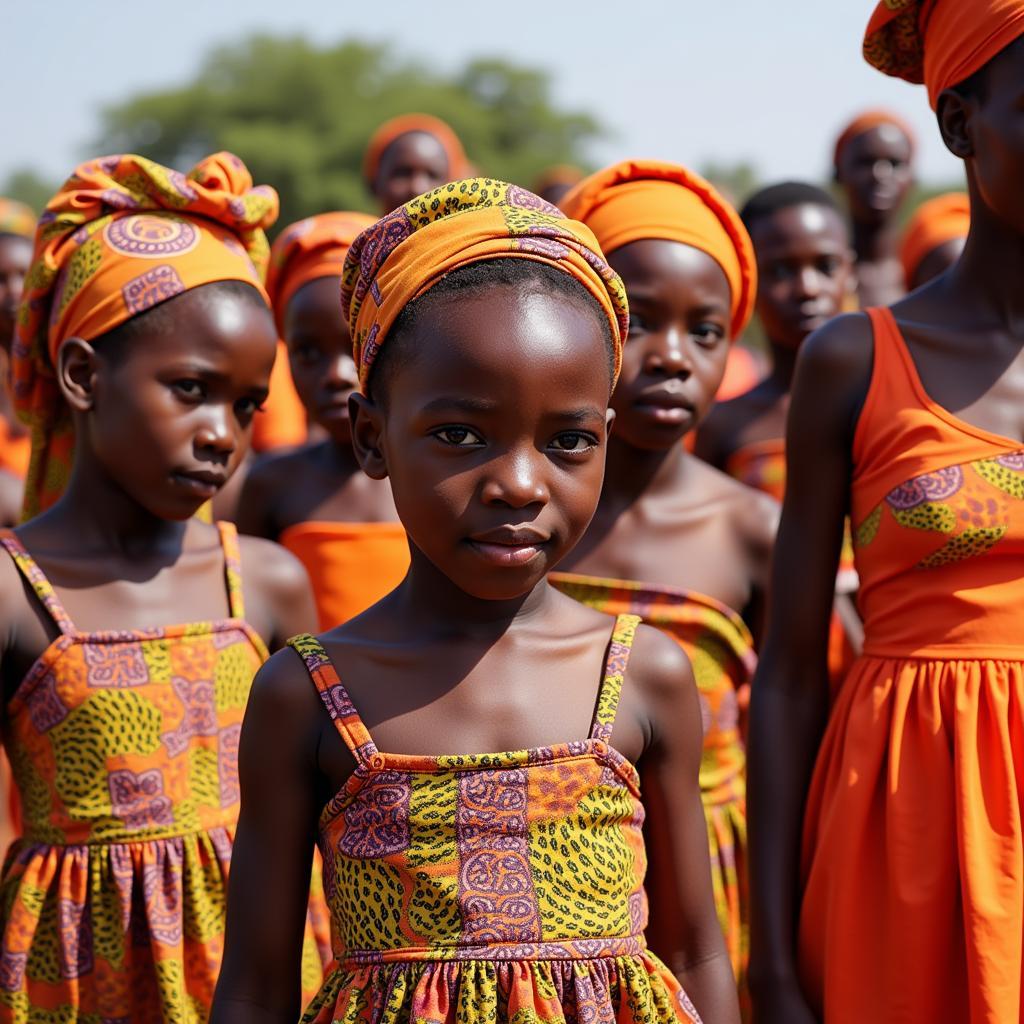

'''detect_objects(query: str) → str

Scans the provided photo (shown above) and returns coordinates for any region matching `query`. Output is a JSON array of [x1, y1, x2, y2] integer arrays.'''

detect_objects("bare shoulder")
[[797, 312, 874, 391], [243, 644, 326, 752], [236, 533, 311, 604], [0, 470, 21, 528], [0, 534, 28, 649], [695, 385, 771, 465], [625, 621, 697, 715]]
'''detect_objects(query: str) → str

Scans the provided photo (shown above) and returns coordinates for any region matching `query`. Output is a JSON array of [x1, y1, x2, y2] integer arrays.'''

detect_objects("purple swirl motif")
[[513, 237, 570, 259], [58, 896, 94, 980], [167, 169, 198, 202], [338, 770, 411, 858], [85, 641, 149, 688], [104, 214, 198, 258], [0, 951, 26, 992], [160, 676, 218, 758], [108, 768, 174, 832], [142, 858, 183, 946], [23, 670, 70, 733], [996, 452, 1024, 471], [506, 184, 564, 217], [886, 465, 964, 510]]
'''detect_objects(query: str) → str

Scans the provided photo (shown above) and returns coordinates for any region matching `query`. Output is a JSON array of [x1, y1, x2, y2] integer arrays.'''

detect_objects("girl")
[[238, 212, 409, 629], [750, 4, 1024, 1022], [550, 161, 776, 1002], [213, 178, 740, 1024], [0, 200, 33, 485], [0, 153, 326, 1022]]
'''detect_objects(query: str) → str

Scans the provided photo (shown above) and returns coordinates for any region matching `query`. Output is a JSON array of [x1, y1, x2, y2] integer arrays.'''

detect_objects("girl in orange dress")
[[0, 153, 326, 1022], [0, 201, 33, 491], [213, 179, 740, 1024], [749, 5, 1024, 1022], [238, 212, 409, 629]]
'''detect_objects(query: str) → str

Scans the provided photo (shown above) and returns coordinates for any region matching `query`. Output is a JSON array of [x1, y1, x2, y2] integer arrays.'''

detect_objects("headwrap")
[[362, 114, 468, 189], [0, 199, 35, 239], [900, 192, 970, 286], [833, 109, 917, 170], [266, 211, 377, 334], [864, 0, 1024, 109], [341, 178, 628, 393], [13, 151, 279, 517], [560, 159, 757, 339]]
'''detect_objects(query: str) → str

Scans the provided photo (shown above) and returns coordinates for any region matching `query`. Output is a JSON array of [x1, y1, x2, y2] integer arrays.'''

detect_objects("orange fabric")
[[900, 191, 970, 287], [864, 0, 1024, 108], [266, 211, 377, 335], [0, 199, 35, 239], [832, 108, 916, 169], [12, 152, 278, 518], [362, 114, 468, 187], [251, 340, 308, 453], [716, 346, 762, 401], [342, 178, 629, 392], [279, 521, 409, 630], [561, 160, 757, 339], [798, 306, 1024, 1021], [0, 420, 29, 479]]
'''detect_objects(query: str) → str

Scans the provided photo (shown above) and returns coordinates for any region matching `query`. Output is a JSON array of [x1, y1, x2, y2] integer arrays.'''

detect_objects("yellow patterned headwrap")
[[341, 178, 629, 393], [13, 151, 279, 518]]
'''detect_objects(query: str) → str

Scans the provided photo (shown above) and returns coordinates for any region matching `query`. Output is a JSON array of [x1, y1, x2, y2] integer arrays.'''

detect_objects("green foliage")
[[95, 35, 603, 232], [0, 169, 58, 215]]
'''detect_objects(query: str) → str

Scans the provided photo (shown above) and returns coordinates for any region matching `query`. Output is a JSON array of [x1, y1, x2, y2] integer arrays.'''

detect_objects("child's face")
[[836, 125, 914, 223], [362, 283, 613, 602], [84, 285, 277, 519], [285, 276, 358, 445], [0, 234, 31, 353], [374, 133, 451, 213], [751, 204, 854, 349], [608, 239, 731, 449]]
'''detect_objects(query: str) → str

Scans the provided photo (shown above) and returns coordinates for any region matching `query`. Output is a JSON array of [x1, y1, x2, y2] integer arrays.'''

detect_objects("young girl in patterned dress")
[[0, 153, 327, 1022], [212, 179, 740, 1024]]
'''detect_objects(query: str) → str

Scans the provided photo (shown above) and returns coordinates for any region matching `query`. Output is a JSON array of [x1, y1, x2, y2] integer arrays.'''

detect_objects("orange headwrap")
[[560, 159, 757, 339], [13, 151, 279, 517], [341, 178, 628, 393], [266, 211, 377, 334], [864, 0, 1024, 109], [362, 114, 468, 189], [833, 108, 917, 169], [0, 199, 35, 239], [899, 192, 970, 286]]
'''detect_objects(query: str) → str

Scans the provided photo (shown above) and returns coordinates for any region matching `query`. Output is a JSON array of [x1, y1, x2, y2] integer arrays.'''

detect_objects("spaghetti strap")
[[590, 613, 641, 743], [0, 529, 77, 636], [286, 633, 379, 766], [215, 521, 246, 620]]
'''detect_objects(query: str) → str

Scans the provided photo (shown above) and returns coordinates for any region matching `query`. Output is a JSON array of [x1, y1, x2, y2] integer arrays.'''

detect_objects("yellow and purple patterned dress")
[[0, 522, 326, 1023], [549, 574, 754, 996], [289, 613, 704, 1024]]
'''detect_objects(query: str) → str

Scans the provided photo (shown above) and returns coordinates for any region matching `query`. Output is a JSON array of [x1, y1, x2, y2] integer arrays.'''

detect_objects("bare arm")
[[747, 314, 872, 1023], [630, 625, 741, 1024], [211, 650, 329, 1023], [239, 536, 318, 649]]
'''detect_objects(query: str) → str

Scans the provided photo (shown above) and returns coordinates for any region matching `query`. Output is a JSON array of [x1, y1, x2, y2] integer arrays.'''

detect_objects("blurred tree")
[[0, 169, 57, 214], [96, 36, 603, 231], [700, 161, 760, 208]]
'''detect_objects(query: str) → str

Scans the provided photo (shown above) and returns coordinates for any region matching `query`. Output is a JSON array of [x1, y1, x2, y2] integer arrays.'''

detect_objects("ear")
[[605, 407, 616, 438], [56, 337, 101, 413], [937, 89, 974, 160], [348, 392, 389, 480]]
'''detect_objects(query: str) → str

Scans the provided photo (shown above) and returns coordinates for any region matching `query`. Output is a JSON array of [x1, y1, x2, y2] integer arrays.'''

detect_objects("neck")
[[766, 341, 799, 389], [852, 216, 899, 263], [602, 433, 689, 504]]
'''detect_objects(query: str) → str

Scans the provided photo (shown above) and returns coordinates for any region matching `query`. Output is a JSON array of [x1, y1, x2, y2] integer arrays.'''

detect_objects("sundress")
[[0, 522, 327, 1023], [289, 613, 704, 1024]]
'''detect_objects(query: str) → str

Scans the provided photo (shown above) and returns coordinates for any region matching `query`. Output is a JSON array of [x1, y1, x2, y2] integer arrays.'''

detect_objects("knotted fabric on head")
[[341, 178, 629, 393], [267, 211, 377, 335], [362, 114, 468, 189], [833, 109, 917, 170], [0, 199, 36, 239], [900, 192, 970, 286], [864, 0, 1024, 109], [13, 151, 279, 517], [560, 159, 757, 339]]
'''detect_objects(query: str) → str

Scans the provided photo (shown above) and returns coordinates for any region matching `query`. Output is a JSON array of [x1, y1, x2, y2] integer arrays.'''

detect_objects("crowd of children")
[[0, 1, 1018, 1021]]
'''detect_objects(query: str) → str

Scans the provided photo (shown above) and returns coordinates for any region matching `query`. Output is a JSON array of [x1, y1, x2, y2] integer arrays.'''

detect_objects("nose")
[[194, 406, 236, 460], [642, 326, 694, 378], [325, 352, 358, 392], [871, 158, 895, 183], [410, 170, 437, 197], [795, 265, 822, 300], [480, 446, 550, 510]]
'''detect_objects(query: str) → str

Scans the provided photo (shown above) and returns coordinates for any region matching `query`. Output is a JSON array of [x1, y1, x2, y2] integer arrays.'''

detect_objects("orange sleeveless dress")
[[280, 521, 409, 630], [798, 307, 1024, 1022], [287, 615, 704, 1023], [0, 523, 328, 1022]]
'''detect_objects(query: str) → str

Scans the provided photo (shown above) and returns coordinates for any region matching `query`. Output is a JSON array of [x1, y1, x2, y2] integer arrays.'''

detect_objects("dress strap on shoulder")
[[286, 633, 379, 766], [590, 613, 642, 743], [215, 521, 246, 620], [0, 529, 77, 637]]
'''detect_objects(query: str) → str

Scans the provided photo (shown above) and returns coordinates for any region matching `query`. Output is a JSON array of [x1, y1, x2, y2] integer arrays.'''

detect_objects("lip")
[[171, 469, 227, 498], [634, 387, 696, 425], [467, 527, 550, 568]]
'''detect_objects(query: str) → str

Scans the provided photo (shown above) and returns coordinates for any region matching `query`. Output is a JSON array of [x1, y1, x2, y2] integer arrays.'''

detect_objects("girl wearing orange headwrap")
[[549, 160, 775, 1011], [238, 211, 409, 629], [364, 113, 469, 214], [901, 191, 971, 289], [0, 152, 331, 1021], [749, 5, 1024, 1023], [214, 177, 740, 1024]]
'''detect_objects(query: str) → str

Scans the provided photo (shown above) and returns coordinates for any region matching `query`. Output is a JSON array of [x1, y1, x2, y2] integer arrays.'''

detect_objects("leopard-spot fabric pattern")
[[287, 614, 703, 1023], [0, 523, 329, 1022]]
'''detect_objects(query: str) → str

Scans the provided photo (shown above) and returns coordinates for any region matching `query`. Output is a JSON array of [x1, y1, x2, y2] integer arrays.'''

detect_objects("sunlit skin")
[[212, 282, 741, 1024], [749, 37, 1024, 1024], [835, 123, 915, 306], [697, 202, 855, 464], [372, 131, 452, 213], [236, 275, 399, 540], [0, 283, 318, 701], [560, 239, 776, 629]]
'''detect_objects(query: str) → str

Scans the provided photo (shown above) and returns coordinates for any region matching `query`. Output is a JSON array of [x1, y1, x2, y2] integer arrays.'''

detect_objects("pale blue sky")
[[3, 0, 964, 190]]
